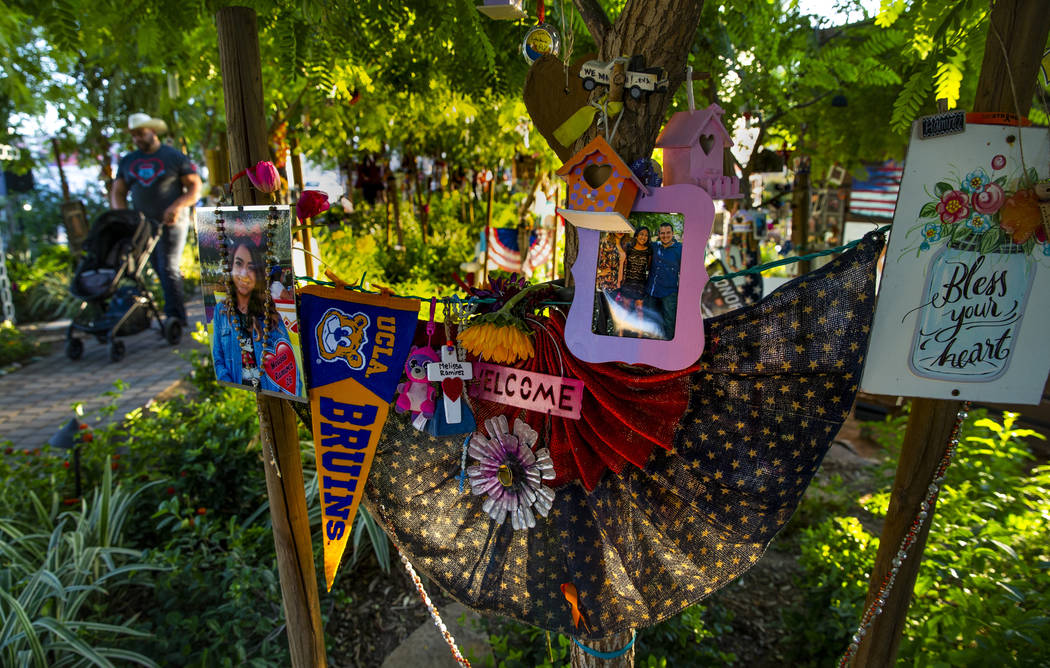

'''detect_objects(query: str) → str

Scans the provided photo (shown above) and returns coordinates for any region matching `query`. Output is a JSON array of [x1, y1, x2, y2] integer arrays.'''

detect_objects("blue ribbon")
[[572, 631, 637, 660]]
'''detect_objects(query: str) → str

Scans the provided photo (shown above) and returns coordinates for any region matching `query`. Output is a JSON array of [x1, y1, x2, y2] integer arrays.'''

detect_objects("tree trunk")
[[389, 172, 404, 249], [556, 2, 705, 662], [570, 634, 635, 668], [854, 1, 1050, 666], [563, 0, 705, 281]]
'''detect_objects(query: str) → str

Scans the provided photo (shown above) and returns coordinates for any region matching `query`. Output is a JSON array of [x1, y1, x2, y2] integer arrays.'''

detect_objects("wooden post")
[[483, 175, 495, 284], [215, 7, 326, 667], [854, 2, 1050, 665], [790, 155, 811, 276], [289, 136, 315, 279]]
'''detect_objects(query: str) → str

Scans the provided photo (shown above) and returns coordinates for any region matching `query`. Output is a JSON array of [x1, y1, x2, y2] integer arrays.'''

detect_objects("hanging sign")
[[861, 122, 1050, 404], [299, 286, 420, 589], [469, 362, 584, 419]]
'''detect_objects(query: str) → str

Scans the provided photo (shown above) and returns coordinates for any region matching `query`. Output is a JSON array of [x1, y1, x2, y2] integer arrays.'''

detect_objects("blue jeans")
[[150, 218, 189, 323], [653, 292, 677, 339]]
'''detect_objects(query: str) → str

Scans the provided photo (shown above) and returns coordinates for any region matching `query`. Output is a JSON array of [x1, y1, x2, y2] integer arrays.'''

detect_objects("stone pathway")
[[0, 299, 206, 449]]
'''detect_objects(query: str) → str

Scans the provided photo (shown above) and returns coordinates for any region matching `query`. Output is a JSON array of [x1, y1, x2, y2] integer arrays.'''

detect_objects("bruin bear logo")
[[316, 308, 370, 370]]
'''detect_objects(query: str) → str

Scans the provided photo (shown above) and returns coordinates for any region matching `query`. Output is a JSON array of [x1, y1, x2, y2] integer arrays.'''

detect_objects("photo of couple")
[[592, 212, 684, 340], [195, 206, 306, 401]]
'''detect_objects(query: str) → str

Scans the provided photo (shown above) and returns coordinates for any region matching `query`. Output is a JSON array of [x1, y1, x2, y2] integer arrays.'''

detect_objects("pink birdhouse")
[[655, 103, 741, 199]]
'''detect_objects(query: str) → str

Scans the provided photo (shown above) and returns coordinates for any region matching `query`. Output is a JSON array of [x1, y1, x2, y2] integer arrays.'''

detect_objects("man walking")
[[648, 222, 683, 339], [110, 113, 201, 326]]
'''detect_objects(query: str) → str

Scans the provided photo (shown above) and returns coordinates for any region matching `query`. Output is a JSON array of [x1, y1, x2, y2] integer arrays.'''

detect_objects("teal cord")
[[572, 631, 637, 659], [293, 225, 889, 300]]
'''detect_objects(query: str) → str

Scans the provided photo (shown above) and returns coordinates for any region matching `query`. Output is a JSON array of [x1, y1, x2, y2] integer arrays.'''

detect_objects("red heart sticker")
[[442, 377, 463, 402], [263, 341, 298, 394]]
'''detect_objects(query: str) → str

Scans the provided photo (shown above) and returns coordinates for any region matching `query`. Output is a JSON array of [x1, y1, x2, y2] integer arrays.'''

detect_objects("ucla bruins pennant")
[[299, 286, 420, 590]]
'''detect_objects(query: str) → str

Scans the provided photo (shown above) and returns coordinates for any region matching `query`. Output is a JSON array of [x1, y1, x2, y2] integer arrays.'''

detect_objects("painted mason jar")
[[909, 238, 1035, 381]]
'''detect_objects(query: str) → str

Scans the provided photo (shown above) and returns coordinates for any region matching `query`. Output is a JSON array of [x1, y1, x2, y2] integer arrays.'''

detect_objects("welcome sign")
[[862, 122, 1050, 404], [299, 286, 420, 589]]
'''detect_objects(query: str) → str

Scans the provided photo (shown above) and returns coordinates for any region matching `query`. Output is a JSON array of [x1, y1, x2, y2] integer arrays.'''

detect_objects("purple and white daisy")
[[466, 416, 556, 530]]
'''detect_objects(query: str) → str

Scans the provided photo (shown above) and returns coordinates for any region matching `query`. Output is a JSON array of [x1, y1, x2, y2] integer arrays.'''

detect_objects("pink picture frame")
[[564, 184, 715, 370]]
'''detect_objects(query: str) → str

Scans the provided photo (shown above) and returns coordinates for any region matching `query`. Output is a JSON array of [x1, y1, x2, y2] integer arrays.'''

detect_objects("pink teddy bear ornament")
[[395, 346, 438, 421]]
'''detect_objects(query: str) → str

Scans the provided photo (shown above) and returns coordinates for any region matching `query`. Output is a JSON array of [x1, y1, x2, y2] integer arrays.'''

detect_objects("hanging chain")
[[400, 551, 471, 667], [838, 401, 972, 667]]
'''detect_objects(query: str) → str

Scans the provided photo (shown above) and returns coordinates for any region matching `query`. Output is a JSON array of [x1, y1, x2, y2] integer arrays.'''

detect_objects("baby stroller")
[[65, 209, 183, 362]]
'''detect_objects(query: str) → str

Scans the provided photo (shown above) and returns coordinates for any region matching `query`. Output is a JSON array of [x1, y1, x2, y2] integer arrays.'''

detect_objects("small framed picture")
[[195, 205, 307, 401], [566, 184, 715, 370]]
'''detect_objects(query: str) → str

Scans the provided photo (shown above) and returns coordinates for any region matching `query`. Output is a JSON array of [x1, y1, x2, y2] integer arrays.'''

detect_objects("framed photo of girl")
[[195, 205, 307, 402]]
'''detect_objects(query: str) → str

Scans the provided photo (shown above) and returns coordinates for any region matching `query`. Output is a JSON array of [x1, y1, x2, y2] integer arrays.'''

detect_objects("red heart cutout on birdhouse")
[[698, 133, 716, 155], [442, 377, 463, 403], [583, 164, 613, 189], [263, 341, 297, 395]]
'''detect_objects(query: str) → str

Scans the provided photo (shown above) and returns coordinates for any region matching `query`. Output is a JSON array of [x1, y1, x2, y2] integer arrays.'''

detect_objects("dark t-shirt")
[[116, 144, 197, 224]]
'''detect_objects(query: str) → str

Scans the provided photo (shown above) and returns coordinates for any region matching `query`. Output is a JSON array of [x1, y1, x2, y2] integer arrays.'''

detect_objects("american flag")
[[849, 161, 902, 219], [486, 228, 553, 276]]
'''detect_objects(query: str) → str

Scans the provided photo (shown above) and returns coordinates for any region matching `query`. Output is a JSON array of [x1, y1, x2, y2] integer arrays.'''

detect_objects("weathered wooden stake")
[[854, 2, 1050, 665], [216, 7, 327, 666]]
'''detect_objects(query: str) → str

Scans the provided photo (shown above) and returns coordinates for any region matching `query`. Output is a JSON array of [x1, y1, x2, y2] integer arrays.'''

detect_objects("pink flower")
[[297, 190, 330, 221], [972, 182, 1006, 215], [936, 190, 970, 224], [246, 161, 280, 194], [991, 154, 1006, 170]]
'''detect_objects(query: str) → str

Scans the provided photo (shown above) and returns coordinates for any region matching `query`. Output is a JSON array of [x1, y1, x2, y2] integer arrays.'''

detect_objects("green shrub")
[[7, 245, 78, 323], [0, 322, 41, 367], [0, 460, 161, 667], [790, 410, 1050, 665]]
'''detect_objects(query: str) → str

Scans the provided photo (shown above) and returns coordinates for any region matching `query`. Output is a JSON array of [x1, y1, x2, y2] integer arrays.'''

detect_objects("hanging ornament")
[[395, 299, 440, 430], [522, 0, 560, 64], [425, 317, 477, 437]]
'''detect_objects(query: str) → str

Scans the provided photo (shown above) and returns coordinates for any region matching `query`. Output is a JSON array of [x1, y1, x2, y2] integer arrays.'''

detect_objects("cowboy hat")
[[127, 113, 168, 134]]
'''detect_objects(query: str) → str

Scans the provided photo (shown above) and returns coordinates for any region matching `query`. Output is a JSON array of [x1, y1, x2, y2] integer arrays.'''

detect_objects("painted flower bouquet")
[[911, 154, 1049, 258]]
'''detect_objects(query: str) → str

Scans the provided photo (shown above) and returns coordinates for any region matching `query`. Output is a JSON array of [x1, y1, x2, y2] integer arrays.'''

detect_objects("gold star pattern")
[[359, 231, 883, 641]]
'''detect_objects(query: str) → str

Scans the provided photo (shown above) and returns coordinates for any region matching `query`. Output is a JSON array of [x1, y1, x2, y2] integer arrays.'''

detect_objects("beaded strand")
[[838, 401, 971, 667], [399, 550, 471, 667]]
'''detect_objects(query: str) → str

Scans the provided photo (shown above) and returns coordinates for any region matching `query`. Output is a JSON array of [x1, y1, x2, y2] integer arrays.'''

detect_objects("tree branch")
[[572, 0, 612, 48]]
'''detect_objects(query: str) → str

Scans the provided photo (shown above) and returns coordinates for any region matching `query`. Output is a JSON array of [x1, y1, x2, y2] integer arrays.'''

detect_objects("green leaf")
[[935, 182, 953, 197], [979, 230, 1000, 253], [919, 201, 938, 218]]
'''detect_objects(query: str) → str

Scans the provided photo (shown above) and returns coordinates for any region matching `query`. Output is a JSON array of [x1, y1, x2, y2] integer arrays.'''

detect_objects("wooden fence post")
[[853, 2, 1050, 665], [215, 7, 327, 667]]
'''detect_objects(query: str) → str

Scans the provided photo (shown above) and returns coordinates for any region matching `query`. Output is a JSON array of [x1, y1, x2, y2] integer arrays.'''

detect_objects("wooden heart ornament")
[[523, 53, 596, 161], [263, 341, 298, 394]]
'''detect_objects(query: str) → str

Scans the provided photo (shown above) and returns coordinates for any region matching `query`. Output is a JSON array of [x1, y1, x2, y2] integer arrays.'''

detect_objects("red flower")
[[196, 507, 207, 515], [180, 471, 187, 477], [972, 183, 1006, 215], [297, 190, 330, 221], [79, 423, 88, 430], [246, 161, 281, 194], [63, 461, 70, 469], [82, 433, 93, 442], [111, 462, 119, 470], [936, 190, 970, 224], [3, 448, 11, 455], [166, 486, 176, 495]]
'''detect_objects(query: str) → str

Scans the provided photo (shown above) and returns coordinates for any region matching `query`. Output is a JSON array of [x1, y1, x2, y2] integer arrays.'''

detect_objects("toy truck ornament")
[[579, 56, 668, 99]]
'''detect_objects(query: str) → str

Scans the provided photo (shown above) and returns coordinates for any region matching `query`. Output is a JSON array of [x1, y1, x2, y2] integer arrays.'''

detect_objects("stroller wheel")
[[108, 338, 126, 363], [66, 337, 84, 361], [163, 317, 183, 346]]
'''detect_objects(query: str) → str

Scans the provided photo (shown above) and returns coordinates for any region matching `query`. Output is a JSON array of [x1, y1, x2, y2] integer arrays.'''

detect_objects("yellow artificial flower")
[[460, 319, 535, 365]]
